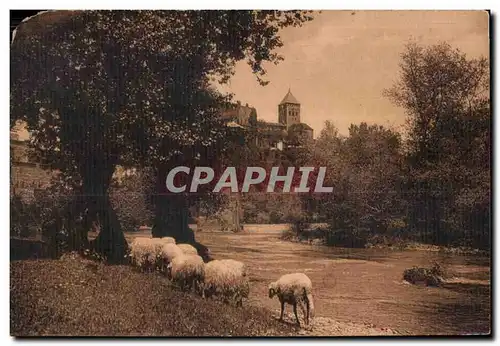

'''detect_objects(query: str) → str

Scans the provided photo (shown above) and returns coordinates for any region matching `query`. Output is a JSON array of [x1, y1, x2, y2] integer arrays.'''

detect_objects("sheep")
[[147, 237, 176, 268], [268, 273, 315, 327], [177, 243, 198, 256], [202, 259, 249, 306], [159, 243, 184, 275], [129, 237, 177, 271], [151, 237, 175, 245], [167, 254, 205, 294], [129, 237, 157, 271], [220, 259, 247, 276]]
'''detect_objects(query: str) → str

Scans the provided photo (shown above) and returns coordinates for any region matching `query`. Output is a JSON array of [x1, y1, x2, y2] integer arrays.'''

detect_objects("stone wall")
[[10, 140, 55, 202]]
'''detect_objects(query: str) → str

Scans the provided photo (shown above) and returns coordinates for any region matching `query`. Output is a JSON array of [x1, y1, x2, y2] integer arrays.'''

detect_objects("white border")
[[3, 2, 497, 346]]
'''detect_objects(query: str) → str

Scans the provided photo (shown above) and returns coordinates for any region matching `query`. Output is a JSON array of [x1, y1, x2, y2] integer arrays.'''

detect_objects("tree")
[[385, 42, 490, 248], [11, 10, 316, 260]]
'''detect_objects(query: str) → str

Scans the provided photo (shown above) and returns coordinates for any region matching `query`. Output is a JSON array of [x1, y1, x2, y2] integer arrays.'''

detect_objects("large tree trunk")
[[82, 158, 128, 263], [152, 194, 195, 243], [152, 161, 195, 243], [92, 194, 129, 263], [64, 196, 90, 252]]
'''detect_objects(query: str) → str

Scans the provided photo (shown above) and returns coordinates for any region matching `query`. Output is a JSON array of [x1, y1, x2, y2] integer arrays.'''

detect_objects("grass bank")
[[10, 253, 294, 337]]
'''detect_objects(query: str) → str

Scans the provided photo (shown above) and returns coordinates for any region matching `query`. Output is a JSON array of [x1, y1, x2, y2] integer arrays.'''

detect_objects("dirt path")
[[193, 229, 490, 336]]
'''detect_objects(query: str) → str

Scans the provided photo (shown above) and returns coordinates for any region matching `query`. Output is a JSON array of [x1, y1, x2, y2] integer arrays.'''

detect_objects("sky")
[[216, 10, 490, 137]]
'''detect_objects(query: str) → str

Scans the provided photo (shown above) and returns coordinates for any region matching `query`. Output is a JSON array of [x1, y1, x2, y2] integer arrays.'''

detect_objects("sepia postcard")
[[9, 9, 491, 337]]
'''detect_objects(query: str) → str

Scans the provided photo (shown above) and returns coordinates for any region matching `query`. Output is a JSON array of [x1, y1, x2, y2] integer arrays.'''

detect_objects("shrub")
[[325, 227, 371, 248], [281, 215, 310, 241], [10, 176, 87, 258], [280, 228, 296, 241], [10, 195, 35, 238], [403, 262, 446, 287]]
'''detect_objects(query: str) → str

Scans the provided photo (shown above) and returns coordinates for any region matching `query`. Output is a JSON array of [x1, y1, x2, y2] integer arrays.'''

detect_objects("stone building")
[[221, 88, 314, 149], [278, 89, 301, 129], [278, 89, 314, 144], [220, 101, 257, 127]]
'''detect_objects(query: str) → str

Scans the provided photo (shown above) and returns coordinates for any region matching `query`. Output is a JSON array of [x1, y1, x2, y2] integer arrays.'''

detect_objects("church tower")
[[278, 88, 300, 129]]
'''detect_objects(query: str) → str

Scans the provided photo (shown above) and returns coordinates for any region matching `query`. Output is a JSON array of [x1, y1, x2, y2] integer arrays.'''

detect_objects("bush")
[[403, 262, 446, 287], [280, 215, 310, 241], [280, 228, 296, 241], [10, 195, 36, 238], [324, 228, 371, 248], [255, 211, 271, 224], [364, 234, 409, 250], [10, 176, 89, 258]]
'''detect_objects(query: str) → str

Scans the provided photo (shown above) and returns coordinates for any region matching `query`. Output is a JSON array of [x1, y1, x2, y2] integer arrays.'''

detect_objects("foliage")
[[10, 195, 35, 239], [403, 262, 447, 287], [300, 121, 405, 247], [385, 42, 490, 249], [279, 42, 490, 251], [10, 175, 88, 258]]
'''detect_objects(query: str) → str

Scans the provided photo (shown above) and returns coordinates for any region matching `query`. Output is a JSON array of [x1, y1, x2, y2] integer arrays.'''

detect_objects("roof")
[[279, 89, 300, 105]]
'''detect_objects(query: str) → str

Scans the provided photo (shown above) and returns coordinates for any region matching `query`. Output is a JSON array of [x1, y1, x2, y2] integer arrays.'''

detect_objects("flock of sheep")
[[128, 236, 315, 328]]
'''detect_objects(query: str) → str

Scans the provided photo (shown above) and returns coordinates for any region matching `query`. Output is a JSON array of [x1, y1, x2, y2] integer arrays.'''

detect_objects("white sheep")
[[268, 273, 315, 327], [129, 237, 177, 271], [151, 237, 176, 250], [167, 254, 205, 294], [177, 243, 198, 256], [219, 259, 247, 277], [150, 237, 176, 266], [160, 236, 176, 244], [159, 243, 184, 274], [202, 259, 249, 306], [129, 237, 157, 271]]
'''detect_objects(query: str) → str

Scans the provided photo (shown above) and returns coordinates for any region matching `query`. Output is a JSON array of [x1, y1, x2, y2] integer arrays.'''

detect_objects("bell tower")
[[278, 88, 300, 129]]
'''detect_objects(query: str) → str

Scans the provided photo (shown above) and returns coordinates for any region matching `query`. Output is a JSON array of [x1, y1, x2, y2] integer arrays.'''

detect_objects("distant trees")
[[292, 42, 490, 249], [295, 121, 405, 247], [385, 42, 490, 248]]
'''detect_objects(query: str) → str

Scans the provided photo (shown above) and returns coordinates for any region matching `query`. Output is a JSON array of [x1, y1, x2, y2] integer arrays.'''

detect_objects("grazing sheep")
[[268, 273, 315, 327], [129, 237, 177, 271], [167, 254, 205, 294], [129, 237, 157, 271], [149, 237, 176, 267], [151, 237, 176, 250], [177, 243, 198, 256], [202, 259, 249, 306], [160, 237, 176, 244], [159, 243, 184, 275], [220, 259, 247, 276]]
